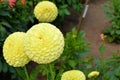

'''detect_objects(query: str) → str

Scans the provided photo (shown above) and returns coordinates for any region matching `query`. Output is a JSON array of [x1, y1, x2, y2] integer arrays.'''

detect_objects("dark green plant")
[[85, 42, 120, 80], [48, 0, 83, 27], [0, 0, 34, 46], [103, 0, 120, 43], [0, 1, 34, 80], [0, 0, 82, 80], [93, 51, 120, 80]]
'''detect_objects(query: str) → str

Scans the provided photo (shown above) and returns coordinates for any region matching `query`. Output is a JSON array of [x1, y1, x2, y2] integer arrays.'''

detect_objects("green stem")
[[101, 56, 105, 80], [77, 0, 89, 33], [24, 66, 30, 80], [49, 64, 54, 80], [47, 69, 48, 80], [15, 68, 25, 80], [100, 46, 105, 80], [32, 0, 34, 8]]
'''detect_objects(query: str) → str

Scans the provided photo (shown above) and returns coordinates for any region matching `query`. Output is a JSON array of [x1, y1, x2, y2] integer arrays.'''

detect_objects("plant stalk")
[[15, 68, 25, 80], [49, 64, 54, 80], [77, 0, 89, 33], [24, 66, 30, 80]]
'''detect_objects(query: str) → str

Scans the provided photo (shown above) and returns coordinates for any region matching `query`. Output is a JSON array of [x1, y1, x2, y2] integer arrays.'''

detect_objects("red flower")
[[8, 0, 16, 8]]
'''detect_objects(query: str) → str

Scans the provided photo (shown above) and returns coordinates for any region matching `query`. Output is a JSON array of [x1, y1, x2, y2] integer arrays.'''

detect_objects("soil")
[[62, 0, 120, 58]]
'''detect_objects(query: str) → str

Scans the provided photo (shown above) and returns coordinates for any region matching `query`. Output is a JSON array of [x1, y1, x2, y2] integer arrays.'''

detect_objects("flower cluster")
[[34, 1, 58, 22], [3, 23, 64, 67], [61, 70, 86, 80]]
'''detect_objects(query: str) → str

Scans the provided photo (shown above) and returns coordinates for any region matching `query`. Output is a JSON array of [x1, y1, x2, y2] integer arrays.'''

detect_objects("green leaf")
[[104, 27, 112, 34], [0, 25, 8, 39], [0, 10, 10, 16], [109, 75, 119, 80], [29, 16, 34, 23], [68, 60, 77, 68], [116, 30, 120, 35], [60, 4, 68, 9], [15, 67, 26, 79], [71, 28, 77, 35], [108, 37, 114, 42], [86, 64, 92, 69], [55, 69, 64, 80], [1, 22, 12, 28], [9, 67, 16, 73], [47, 72, 51, 80], [67, 0, 72, 4], [64, 9, 70, 15], [110, 30, 115, 35], [73, 4, 83, 12], [2, 62, 8, 73], [0, 60, 2, 72], [78, 31, 86, 38]]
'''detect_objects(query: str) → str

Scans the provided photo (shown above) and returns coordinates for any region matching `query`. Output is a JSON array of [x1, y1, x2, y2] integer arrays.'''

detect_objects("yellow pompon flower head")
[[3, 32, 30, 67], [61, 70, 86, 80], [24, 23, 64, 64], [88, 71, 99, 78], [34, 1, 58, 22]]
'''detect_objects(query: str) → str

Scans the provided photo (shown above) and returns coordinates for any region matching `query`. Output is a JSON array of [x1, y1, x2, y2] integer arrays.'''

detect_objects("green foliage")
[[0, 59, 20, 80], [103, 0, 120, 43], [0, 1, 34, 80], [51, 0, 83, 26], [0, 1, 34, 46], [93, 52, 120, 80], [0, 0, 83, 80], [53, 0, 83, 18], [37, 28, 90, 80]]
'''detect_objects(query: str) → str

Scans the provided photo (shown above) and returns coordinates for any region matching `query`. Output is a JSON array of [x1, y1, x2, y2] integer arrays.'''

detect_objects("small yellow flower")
[[61, 70, 86, 80], [34, 1, 58, 22], [88, 71, 99, 78], [3, 32, 30, 67], [24, 23, 64, 64]]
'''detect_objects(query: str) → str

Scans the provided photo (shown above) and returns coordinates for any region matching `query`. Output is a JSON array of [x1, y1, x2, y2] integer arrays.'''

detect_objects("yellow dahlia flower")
[[3, 32, 30, 67], [88, 71, 99, 78], [61, 70, 86, 80], [24, 23, 64, 64], [34, 1, 58, 22]]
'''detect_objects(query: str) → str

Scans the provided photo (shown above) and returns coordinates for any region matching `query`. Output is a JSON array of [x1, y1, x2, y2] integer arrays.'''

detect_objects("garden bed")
[[1, 0, 120, 80]]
